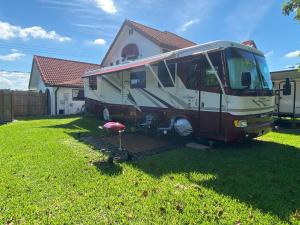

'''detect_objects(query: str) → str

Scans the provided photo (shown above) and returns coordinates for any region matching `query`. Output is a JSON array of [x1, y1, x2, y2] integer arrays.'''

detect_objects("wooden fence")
[[0, 90, 48, 122]]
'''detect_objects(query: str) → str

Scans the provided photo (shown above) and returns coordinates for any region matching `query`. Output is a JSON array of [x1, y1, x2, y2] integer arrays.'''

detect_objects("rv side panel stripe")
[[142, 89, 174, 108], [138, 89, 163, 107], [102, 77, 121, 93]]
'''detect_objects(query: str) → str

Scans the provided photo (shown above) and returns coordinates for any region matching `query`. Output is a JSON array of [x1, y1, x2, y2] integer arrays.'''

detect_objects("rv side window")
[[130, 71, 146, 88], [177, 60, 199, 90], [158, 62, 175, 87], [202, 52, 222, 87], [89, 76, 97, 90], [203, 66, 219, 87]]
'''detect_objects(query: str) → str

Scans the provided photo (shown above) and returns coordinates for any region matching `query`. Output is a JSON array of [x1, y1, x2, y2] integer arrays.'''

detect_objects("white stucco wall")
[[29, 61, 85, 115], [56, 87, 85, 115], [102, 24, 162, 67]]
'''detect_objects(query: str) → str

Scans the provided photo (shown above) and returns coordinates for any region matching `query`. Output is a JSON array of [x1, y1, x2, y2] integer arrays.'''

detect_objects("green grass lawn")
[[0, 116, 299, 224]]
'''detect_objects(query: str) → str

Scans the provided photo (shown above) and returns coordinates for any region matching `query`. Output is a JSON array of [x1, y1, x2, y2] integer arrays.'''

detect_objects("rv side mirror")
[[241, 72, 251, 87], [283, 78, 291, 95]]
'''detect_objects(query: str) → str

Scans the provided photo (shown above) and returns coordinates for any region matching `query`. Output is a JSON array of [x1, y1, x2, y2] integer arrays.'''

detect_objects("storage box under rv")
[[84, 41, 277, 142]]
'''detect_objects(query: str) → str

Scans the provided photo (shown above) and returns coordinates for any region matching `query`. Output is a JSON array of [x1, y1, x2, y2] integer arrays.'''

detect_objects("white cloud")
[[285, 50, 300, 58], [0, 20, 71, 42], [265, 50, 274, 57], [226, 0, 274, 40], [173, 1, 217, 36], [0, 50, 26, 62], [0, 71, 30, 90], [177, 19, 200, 32], [94, 0, 117, 14], [93, 38, 106, 45]]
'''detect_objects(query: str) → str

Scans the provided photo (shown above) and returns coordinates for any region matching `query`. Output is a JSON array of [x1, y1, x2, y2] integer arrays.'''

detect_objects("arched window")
[[121, 43, 139, 61]]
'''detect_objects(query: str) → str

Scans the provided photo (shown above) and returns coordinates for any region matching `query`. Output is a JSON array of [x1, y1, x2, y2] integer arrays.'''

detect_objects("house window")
[[158, 61, 175, 87], [110, 62, 114, 66], [121, 43, 139, 61], [72, 89, 84, 101], [130, 71, 146, 89], [89, 76, 97, 90], [129, 28, 134, 35], [127, 55, 138, 61], [116, 60, 120, 65]]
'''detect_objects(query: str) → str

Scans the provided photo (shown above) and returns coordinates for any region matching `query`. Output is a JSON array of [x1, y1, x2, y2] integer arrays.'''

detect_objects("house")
[[101, 19, 196, 67], [28, 56, 100, 115], [271, 69, 300, 117], [84, 19, 196, 114]]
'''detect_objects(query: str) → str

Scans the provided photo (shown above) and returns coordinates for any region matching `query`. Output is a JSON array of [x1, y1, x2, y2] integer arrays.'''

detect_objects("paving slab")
[[186, 142, 211, 150]]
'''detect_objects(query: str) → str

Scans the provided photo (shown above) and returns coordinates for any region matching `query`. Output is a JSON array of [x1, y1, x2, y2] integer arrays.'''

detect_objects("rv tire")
[[173, 117, 193, 137]]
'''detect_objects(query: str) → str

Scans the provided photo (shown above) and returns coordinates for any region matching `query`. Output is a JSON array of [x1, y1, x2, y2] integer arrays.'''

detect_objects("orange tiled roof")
[[127, 20, 196, 50], [34, 55, 100, 88]]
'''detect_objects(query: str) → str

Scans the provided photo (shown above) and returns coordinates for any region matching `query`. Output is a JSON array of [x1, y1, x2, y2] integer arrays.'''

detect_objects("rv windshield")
[[226, 48, 272, 90]]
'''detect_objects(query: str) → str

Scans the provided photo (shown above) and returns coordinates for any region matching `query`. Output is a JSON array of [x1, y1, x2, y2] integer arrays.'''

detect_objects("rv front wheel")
[[173, 118, 193, 137]]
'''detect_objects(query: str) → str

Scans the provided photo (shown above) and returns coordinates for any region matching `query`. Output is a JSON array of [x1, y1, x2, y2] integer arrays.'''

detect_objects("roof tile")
[[127, 20, 196, 49], [34, 56, 100, 88]]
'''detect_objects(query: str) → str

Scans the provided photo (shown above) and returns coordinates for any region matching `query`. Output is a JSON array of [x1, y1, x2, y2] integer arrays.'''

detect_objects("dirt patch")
[[80, 133, 183, 160]]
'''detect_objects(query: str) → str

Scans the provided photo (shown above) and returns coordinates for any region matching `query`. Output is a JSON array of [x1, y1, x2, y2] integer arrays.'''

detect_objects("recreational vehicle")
[[84, 41, 279, 142], [271, 69, 300, 118]]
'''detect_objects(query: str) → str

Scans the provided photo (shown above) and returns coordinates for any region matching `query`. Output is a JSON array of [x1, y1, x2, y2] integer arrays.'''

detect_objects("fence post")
[[11, 91, 14, 120]]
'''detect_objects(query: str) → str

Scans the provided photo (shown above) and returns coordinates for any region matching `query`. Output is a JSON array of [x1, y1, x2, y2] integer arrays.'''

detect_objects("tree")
[[283, 1, 300, 70], [282, 0, 300, 21]]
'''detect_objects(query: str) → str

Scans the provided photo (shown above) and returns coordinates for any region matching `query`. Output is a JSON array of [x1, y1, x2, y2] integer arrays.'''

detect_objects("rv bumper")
[[242, 121, 273, 138]]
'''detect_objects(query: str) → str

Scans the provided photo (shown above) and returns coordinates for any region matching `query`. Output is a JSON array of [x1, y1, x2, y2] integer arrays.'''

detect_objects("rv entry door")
[[198, 52, 223, 135]]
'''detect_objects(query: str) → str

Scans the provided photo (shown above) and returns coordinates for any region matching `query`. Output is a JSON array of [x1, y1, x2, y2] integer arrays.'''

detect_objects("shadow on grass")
[[132, 140, 300, 222], [45, 116, 300, 222], [92, 161, 123, 176], [274, 128, 300, 135], [41, 116, 104, 138], [274, 126, 300, 135], [274, 119, 300, 134]]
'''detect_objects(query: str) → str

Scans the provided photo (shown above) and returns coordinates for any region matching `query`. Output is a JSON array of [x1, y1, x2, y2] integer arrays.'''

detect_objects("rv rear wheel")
[[173, 118, 193, 137]]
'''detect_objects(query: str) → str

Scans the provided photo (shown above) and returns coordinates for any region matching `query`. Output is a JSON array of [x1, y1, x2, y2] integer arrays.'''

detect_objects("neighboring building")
[[28, 55, 100, 115], [271, 69, 300, 117], [84, 19, 196, 111]]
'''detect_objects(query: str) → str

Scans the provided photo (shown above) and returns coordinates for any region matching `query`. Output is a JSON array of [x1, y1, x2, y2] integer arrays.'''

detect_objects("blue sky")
[[0, 0, 299, 89]]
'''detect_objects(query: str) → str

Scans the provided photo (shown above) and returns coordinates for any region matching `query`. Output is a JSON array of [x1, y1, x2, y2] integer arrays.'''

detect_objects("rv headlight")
[[234, 120, 248, 128]]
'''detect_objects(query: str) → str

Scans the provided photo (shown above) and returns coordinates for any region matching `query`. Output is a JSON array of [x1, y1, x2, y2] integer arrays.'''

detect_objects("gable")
[[101, 20, 196, 67], [102, 24, 162, 67], [28, 60, 46, 91]]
